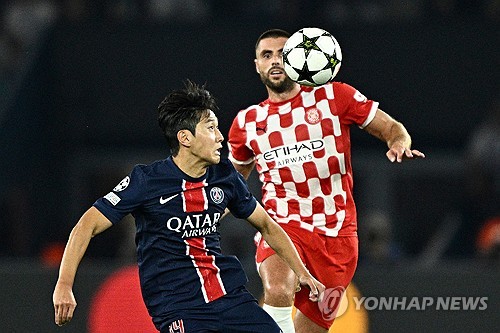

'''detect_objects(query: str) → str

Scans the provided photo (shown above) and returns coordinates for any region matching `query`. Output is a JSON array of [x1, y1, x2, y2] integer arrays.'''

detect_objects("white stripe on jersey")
[[360, 101, 379, 128]]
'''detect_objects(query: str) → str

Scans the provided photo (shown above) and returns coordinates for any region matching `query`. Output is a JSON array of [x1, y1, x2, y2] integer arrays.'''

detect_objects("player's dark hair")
[[157, 80, 218, 156], [255, 29, 291, 50]]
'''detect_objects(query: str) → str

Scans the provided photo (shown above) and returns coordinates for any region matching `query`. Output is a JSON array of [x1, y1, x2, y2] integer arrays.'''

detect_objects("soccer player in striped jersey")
[[52, 80, 324, 333], [228, 29, 425, 333]]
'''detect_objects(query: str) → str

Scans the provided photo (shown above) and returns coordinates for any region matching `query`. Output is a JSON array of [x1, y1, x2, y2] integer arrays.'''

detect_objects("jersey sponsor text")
[[166, 212, 221, 238]]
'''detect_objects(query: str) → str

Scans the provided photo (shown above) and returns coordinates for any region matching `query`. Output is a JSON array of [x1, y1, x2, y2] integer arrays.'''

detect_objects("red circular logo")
[[305, 108, 322, 124]]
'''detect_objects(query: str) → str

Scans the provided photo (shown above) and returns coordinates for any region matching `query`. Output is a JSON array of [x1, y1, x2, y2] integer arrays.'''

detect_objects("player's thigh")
[[221, 300, 282, 333], [294, 236, 358, 329], [259, 253, 297, 302], [294, 310, 329, 333]]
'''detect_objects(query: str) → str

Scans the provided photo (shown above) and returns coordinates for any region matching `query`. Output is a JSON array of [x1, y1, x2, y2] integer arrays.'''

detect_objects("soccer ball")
[[283, 27, 342, 87]]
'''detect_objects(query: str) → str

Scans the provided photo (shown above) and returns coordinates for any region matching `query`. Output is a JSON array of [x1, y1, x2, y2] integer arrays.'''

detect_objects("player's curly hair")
[[158, 80, 219, 156]]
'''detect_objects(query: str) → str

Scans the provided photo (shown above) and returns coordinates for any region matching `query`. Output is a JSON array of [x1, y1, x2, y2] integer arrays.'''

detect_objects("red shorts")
[[255, 224, 358, 329]]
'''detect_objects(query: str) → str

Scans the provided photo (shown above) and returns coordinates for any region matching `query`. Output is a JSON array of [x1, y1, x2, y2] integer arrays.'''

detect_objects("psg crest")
[[210, 187, 224, 204]]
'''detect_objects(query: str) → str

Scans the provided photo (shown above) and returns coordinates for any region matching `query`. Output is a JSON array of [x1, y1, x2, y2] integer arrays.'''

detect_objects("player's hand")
[[298, 274, 325, 302], [387, 145, 425, 163], [53, 282, 77, 326]]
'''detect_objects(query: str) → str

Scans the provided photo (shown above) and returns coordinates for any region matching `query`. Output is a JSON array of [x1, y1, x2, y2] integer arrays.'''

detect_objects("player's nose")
[[272, 54, 282, 65], [216, 128, 224, 142]]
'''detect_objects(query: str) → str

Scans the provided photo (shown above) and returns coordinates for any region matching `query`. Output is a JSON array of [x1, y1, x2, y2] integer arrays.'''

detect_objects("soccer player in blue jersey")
[[52, 80, 324, 333]]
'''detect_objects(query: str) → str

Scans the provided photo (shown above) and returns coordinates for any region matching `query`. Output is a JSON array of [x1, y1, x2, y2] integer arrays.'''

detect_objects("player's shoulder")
[[210, 159, 244, 182], [331, 81, 356, 91], [238, 96, 270, 114], [211, 158, 237, 174], [232, 101, 268, 128], [316, 81, 357, 101], [300, 82, 355, 96], [130, 158, 170, 179]]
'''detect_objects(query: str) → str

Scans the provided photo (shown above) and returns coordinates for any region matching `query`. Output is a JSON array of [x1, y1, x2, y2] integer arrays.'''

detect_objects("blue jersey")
[[93, 157, 257, 323]]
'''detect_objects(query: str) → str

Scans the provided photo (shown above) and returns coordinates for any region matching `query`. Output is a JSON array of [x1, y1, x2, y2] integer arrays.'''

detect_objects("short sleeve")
[[226, 169, 257, 219], [228, 112, 255, 165], [93, 165, 146, 224], [333, 82, 378, 128]]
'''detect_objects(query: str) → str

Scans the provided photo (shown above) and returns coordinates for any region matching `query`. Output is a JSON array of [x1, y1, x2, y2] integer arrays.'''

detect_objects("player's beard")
[[260, 73, 296, 94]]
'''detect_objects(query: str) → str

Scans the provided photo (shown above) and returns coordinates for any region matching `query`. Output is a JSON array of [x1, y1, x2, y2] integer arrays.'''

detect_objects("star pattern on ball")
[[295, 33, 321, 57], [324, 53, 341, 70], [294, 60, 319, 85]]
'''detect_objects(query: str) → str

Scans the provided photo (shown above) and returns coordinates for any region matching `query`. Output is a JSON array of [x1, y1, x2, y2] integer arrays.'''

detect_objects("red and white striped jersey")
[[228, 82, 378, 237]]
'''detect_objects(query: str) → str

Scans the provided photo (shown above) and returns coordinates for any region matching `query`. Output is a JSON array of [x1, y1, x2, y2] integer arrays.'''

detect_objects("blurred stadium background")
[[0, 0, 498, 332]]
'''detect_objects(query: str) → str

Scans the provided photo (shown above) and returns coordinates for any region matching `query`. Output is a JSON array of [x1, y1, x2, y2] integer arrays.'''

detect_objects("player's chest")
[[142, 181, 229, 238], [249, 103, 341, 154]]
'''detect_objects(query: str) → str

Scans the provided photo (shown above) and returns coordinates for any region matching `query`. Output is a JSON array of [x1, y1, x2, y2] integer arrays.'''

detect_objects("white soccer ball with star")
[[283, 27, 342, 87]]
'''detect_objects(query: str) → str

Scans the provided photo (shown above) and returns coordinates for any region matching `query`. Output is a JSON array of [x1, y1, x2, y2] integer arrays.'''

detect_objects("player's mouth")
[[269, 67, 284, 77]]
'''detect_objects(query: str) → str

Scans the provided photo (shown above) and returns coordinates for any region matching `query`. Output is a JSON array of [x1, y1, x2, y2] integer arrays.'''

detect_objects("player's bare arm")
[[364, 109, 425, 163], [53, 207, 112, 326], [245, 204, 325, 301]]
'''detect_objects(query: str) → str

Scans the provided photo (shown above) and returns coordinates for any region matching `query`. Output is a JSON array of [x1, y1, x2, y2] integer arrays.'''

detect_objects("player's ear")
[[177, 129, 192, 147], [254, 59, 260, 74]]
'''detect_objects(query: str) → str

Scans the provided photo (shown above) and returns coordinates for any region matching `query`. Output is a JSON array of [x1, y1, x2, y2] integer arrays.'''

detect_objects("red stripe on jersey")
[[249, 140, 262, 156], [303, 161, 320, 180], [319, 177, 333, 196], [280, 111, 294, 128], [294, 181, 311, 198], [327, 156, 342, 176], [287, 199, 300, 215], [321, 117, 334, 136], [268, 130, 284, 148], [311, 196, 325, 215], [294, 123, 310, 141], [245, 109, 257, 123], [266, 199, 278, 215], [277, 168, 297, 198], [185, 237, 226, 303], [333, 193, 346, 211], [182, 180, 207, 212], [314, 85, 329, 101], [313, 148, 326, 160]]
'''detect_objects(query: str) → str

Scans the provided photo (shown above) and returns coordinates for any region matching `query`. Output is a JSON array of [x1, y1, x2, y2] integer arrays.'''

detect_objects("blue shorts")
[[159, 288, 281, 333]]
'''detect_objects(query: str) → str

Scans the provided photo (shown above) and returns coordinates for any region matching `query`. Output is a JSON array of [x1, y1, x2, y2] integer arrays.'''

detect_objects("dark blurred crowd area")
[[0, 0, 498, 266], [1, 0, 499, 82]]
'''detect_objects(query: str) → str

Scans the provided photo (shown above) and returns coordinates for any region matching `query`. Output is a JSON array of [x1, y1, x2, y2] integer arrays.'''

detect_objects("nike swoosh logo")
[[159, 194, 178, 204]]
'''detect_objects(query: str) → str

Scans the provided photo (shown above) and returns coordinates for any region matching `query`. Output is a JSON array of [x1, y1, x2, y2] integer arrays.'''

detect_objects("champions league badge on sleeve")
[[113, 176, 130, 192]]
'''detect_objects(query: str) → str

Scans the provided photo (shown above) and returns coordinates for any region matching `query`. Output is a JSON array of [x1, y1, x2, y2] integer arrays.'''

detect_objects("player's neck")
[[172, 154, 208, 179], [267, 84, 301, 103]]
